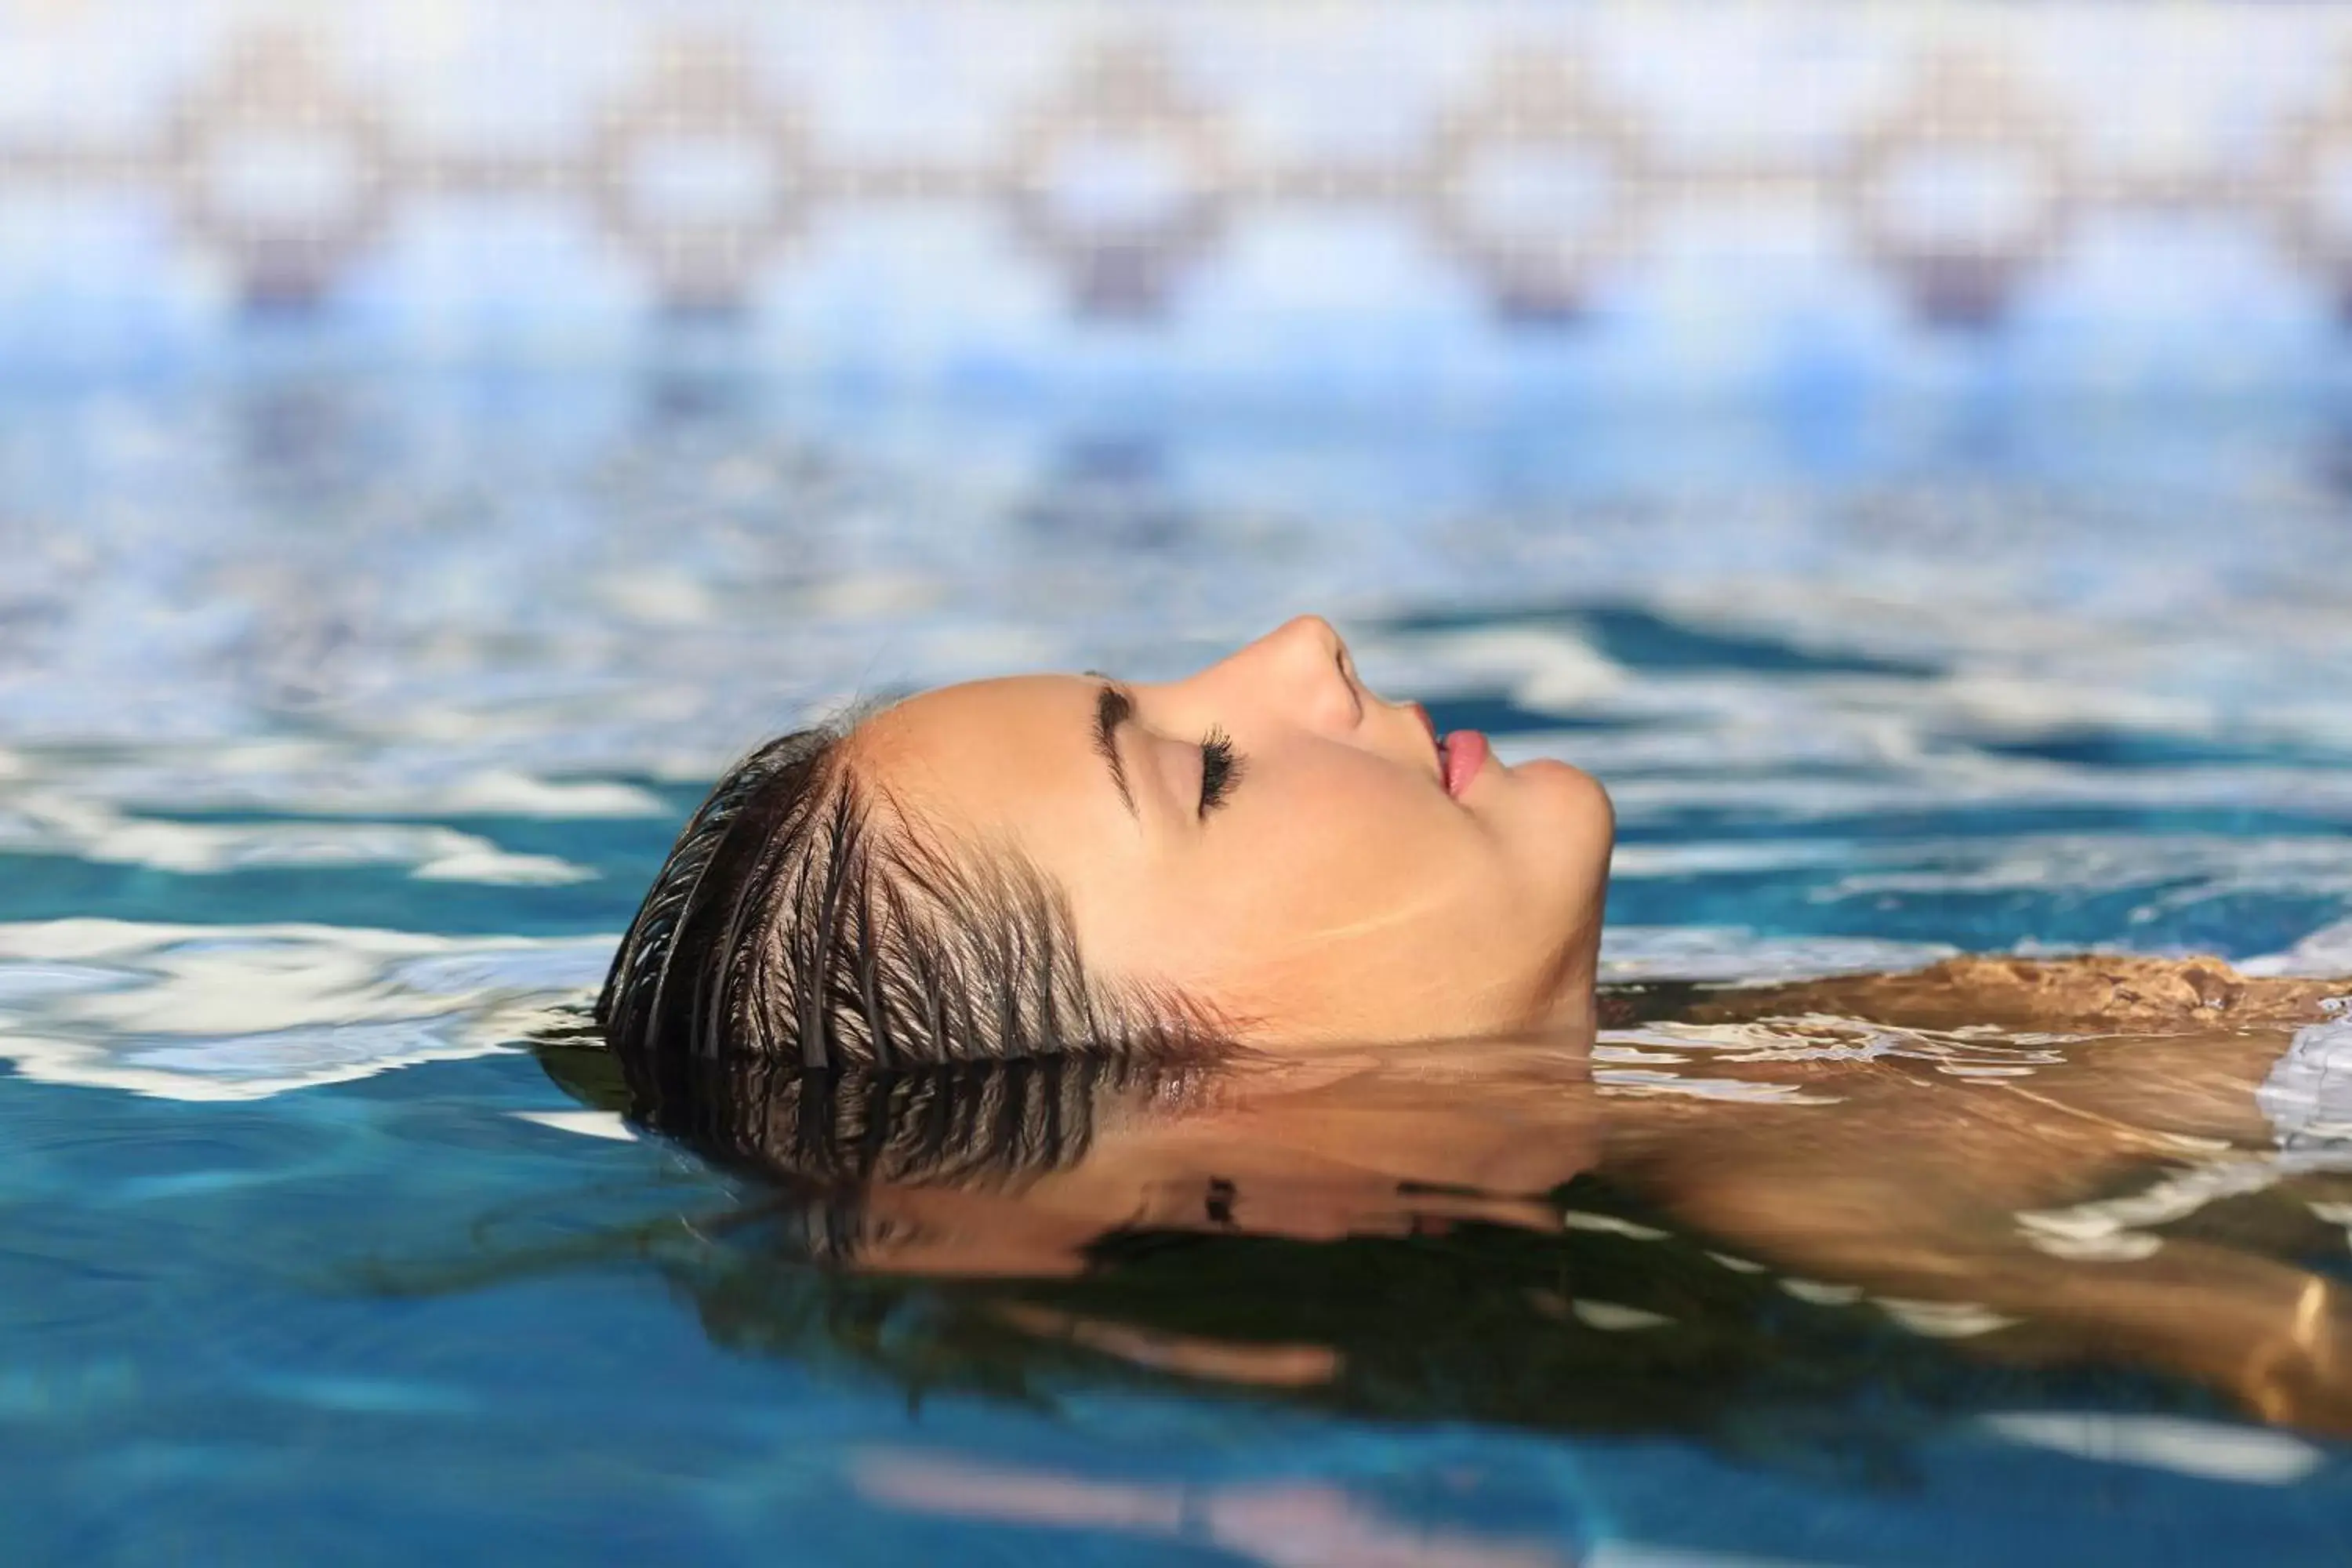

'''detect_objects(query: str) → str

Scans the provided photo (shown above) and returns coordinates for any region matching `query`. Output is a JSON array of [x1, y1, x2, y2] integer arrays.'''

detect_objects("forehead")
[[854, 673, 1120, 844]]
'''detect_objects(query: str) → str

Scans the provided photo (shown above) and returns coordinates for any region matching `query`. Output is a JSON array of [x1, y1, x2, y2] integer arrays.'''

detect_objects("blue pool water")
[[6, 367, 2352, 1565]]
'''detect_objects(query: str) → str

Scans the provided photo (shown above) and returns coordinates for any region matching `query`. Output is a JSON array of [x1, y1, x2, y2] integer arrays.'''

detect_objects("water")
[[6, 364, 2352, 1564]]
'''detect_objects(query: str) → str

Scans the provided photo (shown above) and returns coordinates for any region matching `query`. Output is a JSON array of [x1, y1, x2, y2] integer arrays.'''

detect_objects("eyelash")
[[1197, 727, 1243, 818]]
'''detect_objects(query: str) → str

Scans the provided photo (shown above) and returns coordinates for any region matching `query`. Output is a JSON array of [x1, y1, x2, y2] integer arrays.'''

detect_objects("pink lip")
[[1441, 728, 1490, 798]]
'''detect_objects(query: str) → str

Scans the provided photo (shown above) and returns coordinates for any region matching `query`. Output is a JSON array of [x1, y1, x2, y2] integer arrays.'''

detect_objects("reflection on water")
[[484, 959, 2352, 1494], [851, 1452, 1579, 1568]]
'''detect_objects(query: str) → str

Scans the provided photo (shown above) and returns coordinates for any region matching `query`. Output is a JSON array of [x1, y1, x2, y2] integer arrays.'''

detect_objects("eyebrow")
[[1091, 681, 1138, 818]]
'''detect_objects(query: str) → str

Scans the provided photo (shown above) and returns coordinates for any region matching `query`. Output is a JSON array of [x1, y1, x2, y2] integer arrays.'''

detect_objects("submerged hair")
[[645, 1051, 1203, 1189], [597, 724, 1226, 1078]]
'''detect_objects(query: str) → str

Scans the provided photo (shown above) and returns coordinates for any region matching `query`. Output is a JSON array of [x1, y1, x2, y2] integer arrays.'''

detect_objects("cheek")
[[1176, 772, 1506, 966], [1069, 753, 1588, 1038]]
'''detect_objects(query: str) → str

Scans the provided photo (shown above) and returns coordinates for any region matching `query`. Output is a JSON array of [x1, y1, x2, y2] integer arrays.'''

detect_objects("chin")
[[1516, 758, 1617, 860]]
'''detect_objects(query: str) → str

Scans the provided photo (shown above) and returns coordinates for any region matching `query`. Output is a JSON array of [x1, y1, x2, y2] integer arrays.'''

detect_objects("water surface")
[[5, 368, 2352, 1564]]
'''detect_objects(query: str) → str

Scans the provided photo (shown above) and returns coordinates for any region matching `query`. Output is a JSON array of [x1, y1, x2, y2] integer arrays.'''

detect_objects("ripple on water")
[[0, 921, 610, 1100]]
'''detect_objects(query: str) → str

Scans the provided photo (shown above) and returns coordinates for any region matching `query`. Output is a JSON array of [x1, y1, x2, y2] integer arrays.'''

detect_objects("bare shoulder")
[[1614, 953, 2349, 1034]]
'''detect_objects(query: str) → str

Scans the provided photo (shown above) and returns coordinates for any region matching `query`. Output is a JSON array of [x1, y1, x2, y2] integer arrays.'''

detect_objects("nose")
[[1212, 615, 1362, 733], [1266, 614, 1345, 673]]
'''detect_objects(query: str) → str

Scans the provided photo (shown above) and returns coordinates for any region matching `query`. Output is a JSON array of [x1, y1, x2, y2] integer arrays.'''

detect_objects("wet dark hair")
[[596, 723, 1228, 1074]]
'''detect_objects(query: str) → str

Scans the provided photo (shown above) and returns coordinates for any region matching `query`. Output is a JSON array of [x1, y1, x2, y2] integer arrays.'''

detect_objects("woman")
[[598, 615, 1615, 1068], [589, 614, 2352, 1434]]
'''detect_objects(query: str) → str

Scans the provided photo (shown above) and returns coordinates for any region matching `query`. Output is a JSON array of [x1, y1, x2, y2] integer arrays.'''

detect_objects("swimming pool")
[[4, 366, 2350, 1564]]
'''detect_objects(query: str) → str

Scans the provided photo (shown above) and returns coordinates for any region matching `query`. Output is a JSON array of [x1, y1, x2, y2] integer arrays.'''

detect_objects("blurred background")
[[8, 4, 2352, 1563], [18, 0, 2352, 383]]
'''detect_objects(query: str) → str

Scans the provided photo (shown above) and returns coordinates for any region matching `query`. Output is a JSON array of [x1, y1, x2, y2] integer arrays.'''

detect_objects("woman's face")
[[855, 616, 1614, 1046]]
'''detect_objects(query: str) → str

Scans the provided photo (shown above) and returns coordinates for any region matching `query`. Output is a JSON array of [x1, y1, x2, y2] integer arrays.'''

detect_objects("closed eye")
[[1198, 727, 1245, 819]]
